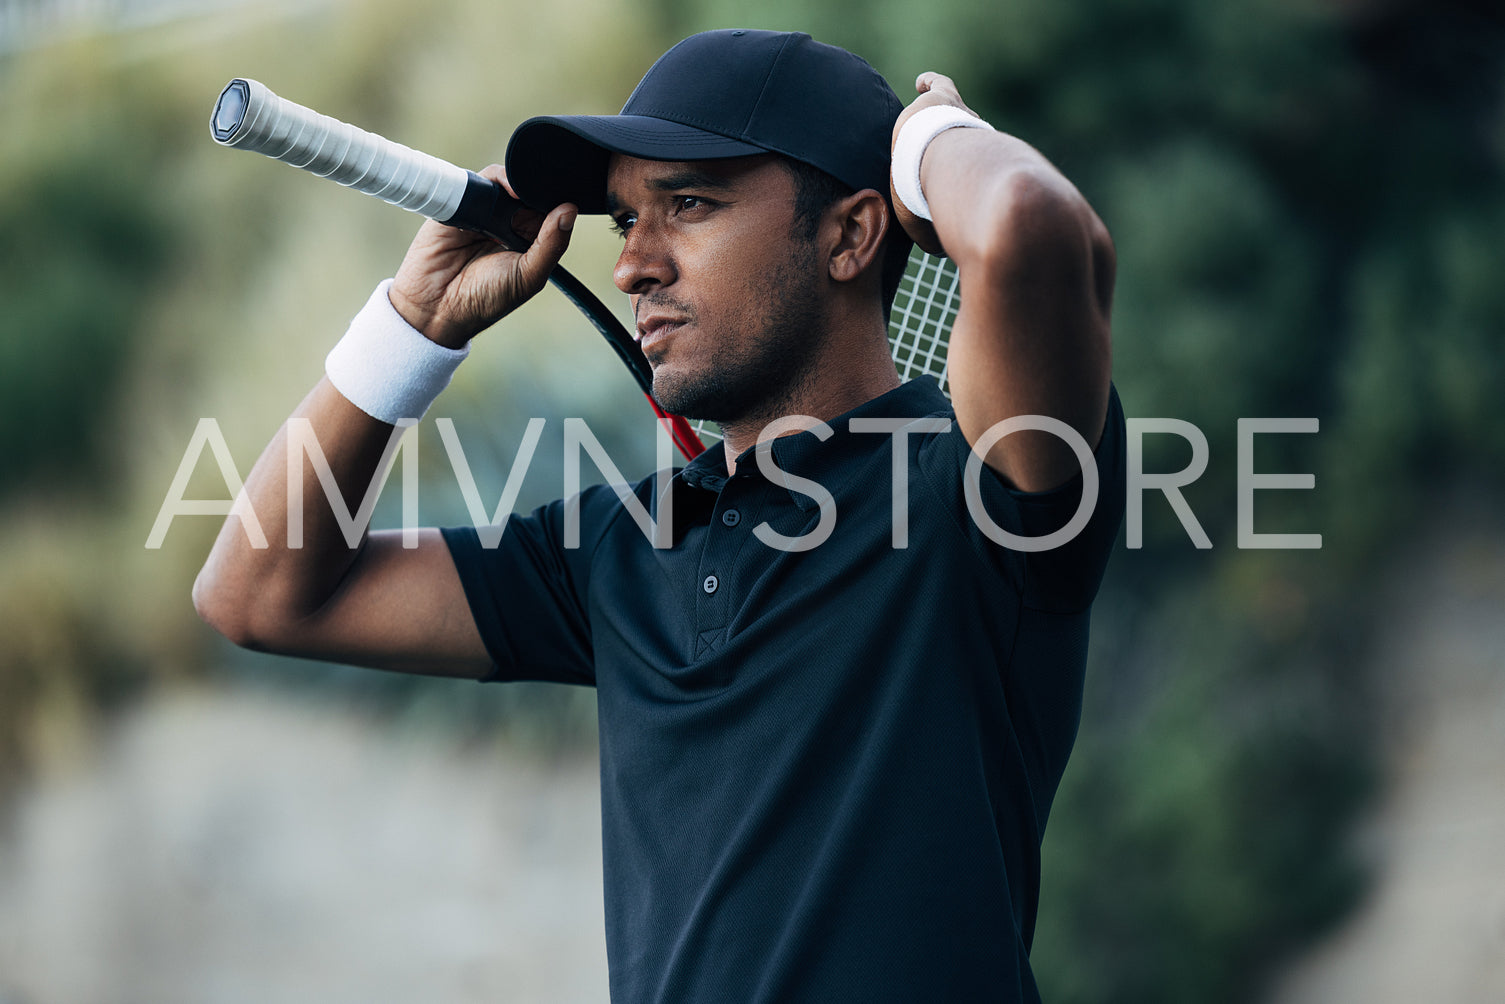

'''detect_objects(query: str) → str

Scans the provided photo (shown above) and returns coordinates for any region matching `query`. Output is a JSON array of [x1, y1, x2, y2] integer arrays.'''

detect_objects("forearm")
[[193, 377, 404, 645]]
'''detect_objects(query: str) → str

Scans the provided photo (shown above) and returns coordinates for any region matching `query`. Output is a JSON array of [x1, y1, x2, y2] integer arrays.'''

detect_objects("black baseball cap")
[[505, 29, 904, 214]]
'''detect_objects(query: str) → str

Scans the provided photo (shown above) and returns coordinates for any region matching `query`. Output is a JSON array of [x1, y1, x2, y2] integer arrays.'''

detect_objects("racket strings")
[[890, 251, 959, 393], [689, 251, 959, 449]]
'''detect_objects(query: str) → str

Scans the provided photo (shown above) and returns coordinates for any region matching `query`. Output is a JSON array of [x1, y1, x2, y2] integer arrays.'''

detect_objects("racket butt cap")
[[211, 79, 252, 144]]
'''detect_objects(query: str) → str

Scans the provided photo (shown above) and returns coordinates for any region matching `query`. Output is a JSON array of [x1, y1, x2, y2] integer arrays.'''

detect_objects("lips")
[[635, 315, 689, 353]]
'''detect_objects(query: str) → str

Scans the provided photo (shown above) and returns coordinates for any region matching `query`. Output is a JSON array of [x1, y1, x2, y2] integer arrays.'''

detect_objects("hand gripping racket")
[[210, 78, 706, 459], [209, 79, 961, 458]]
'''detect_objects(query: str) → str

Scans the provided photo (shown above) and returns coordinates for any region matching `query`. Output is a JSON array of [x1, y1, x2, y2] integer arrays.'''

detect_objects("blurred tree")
[[0, 138, 172, 500]]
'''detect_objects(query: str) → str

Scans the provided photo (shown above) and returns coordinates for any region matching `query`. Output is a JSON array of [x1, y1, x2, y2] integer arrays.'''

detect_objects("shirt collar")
[[670, 377, 952, 514]]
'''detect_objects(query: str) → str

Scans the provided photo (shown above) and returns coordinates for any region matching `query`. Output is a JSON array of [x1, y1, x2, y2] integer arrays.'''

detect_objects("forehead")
[[604, 153, 789, 209]]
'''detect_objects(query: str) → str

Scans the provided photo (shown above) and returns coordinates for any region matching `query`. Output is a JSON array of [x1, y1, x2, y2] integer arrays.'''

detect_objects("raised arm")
[[892, 73, 1114, 493], [193, 165, 577, 677]]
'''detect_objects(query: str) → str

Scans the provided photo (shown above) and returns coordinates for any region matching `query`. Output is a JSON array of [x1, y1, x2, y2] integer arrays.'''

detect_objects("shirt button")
[[721, 508, 742, 527], [702, 575, 719, 595]]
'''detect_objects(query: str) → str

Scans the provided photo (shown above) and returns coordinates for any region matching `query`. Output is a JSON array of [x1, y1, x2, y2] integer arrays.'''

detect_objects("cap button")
[[731, 30, 745, 36]]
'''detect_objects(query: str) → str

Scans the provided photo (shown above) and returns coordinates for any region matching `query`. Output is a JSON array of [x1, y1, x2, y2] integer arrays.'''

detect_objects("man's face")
[[605, 153, 828, 425]]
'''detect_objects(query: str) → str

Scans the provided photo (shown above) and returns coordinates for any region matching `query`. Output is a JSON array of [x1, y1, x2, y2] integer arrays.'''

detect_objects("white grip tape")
[[325, 279, 469, 424], [221, 79, 468, 222], [890, 105, 995, 222]]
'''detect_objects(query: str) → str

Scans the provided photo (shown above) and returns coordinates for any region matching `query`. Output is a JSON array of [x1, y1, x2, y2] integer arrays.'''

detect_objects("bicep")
[[258, 527, 493, 679]]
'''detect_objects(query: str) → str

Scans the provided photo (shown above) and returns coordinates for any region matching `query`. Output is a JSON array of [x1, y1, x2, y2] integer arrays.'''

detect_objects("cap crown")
[[505, 29, 902, 213], [622, 29, 902, 195]]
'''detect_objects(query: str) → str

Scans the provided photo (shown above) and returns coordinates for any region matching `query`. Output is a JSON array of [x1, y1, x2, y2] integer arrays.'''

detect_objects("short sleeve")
[[440, 497, 599, 686], [916, 385, 1127, 613]]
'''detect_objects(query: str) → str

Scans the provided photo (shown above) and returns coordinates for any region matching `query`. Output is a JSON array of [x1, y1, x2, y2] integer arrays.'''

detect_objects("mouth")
[[636, 317, 688, 356]]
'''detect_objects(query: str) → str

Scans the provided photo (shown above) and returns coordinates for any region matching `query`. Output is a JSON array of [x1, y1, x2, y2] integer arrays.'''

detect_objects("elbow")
[[192, 567, 266, 650], [967, 168, 1116, 319], [970, 169, 1105, 272], [1087, 211, 1116, 320]]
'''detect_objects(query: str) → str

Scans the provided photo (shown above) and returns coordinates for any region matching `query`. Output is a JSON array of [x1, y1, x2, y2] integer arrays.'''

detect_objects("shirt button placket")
[[701, 507, 736, 601]]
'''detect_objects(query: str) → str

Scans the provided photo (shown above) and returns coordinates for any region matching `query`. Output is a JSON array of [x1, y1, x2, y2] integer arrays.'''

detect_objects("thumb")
[[514, 203, 578, 292]]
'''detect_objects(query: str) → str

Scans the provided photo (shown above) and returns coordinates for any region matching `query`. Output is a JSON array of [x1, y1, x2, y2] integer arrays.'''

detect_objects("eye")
[[673, 195, 709, 214], [609, 212, 636, 238]]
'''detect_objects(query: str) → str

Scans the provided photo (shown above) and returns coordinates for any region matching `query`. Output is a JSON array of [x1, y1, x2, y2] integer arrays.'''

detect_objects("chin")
[[651, 370, 704, 419], [652, 366, 731, 424]]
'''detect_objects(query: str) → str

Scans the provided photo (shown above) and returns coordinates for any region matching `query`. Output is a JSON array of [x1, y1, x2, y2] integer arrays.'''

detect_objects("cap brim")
[[505, 115, 767, 214]]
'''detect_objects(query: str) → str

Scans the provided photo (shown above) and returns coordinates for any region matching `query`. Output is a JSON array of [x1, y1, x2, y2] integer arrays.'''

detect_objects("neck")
[[719, 310, 899, 474]]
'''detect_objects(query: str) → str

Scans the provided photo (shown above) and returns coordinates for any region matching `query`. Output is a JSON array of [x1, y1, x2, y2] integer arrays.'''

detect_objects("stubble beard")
[[647, 238, 826, 430]]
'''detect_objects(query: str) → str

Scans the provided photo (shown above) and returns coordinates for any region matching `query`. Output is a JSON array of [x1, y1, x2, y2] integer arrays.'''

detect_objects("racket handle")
[[210, 78, 707, 461], [210, 78, 519, 243]]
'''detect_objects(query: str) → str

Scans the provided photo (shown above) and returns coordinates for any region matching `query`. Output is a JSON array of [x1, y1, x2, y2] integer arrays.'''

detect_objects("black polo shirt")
[[441, 377, 1126, 1004]]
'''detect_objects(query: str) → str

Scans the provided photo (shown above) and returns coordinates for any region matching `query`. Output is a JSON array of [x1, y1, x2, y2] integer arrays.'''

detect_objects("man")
[[195, 29, 1124, 1004]]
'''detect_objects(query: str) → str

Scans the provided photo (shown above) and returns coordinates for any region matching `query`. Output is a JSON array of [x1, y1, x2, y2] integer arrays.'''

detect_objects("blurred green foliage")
[[0, 123, 172, 497], [0, 0, 1501, 1000]]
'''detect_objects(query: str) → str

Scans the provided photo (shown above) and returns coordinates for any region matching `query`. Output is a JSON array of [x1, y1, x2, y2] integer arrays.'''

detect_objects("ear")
[[825, 189, 889, 286]]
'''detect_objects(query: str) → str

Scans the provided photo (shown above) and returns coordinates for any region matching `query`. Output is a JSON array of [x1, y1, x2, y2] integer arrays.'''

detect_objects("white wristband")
[[325, 279, 469, 424], [890, 105, 996, 222]]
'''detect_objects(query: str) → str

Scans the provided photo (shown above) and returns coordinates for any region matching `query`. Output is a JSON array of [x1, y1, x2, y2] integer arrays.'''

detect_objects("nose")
[[613, 227, 676, 296]]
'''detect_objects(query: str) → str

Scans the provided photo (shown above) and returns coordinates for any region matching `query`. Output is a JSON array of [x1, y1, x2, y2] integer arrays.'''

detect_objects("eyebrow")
[[606, 168, 738, 213]]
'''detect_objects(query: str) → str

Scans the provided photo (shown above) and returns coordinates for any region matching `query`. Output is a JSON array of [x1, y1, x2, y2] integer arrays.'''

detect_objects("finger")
[[915, 71, 958, 97], [912, 72, 978, 120], [477, 162, 519, 199], [474, 162, 550, 247], [412, 214, 491, 255], [514, 202, 578, 291]]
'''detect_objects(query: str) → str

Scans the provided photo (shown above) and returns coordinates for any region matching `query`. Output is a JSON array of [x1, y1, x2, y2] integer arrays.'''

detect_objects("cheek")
[[698, 240, 783, 310]]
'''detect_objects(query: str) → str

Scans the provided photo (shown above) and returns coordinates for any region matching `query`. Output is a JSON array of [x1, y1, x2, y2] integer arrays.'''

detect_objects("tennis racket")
[[209, 79, 960, 458]]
